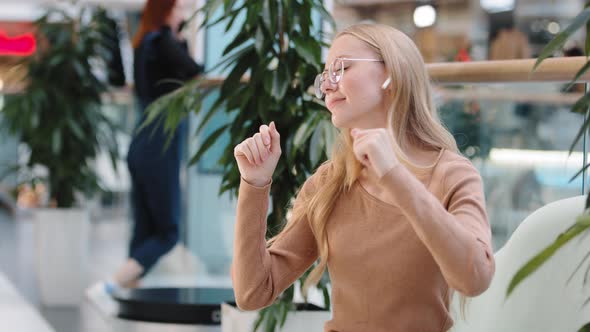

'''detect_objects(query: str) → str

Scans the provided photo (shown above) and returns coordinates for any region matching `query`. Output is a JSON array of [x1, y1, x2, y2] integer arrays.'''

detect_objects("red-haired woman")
[[87, 0, 203, 314]]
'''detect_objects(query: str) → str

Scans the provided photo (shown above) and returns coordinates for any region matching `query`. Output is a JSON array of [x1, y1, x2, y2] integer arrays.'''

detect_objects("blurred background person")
[[86, 0, 203, 314]]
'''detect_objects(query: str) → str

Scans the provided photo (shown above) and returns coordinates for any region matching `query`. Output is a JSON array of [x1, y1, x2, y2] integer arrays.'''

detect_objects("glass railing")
[[179, 56, 590, 273], [435, 82, 584, 250], [2, 57, 589, 274]]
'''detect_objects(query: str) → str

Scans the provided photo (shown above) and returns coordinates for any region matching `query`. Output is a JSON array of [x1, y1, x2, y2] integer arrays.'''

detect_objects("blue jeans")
[[126, 116, 187, 273]]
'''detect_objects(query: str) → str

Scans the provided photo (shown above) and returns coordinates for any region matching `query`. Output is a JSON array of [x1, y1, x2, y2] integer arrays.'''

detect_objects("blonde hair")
[[270, 23, 460, 303]]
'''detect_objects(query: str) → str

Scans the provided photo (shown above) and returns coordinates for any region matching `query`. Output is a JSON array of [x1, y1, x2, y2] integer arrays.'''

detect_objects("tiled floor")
[[0, 210, 231, 332]]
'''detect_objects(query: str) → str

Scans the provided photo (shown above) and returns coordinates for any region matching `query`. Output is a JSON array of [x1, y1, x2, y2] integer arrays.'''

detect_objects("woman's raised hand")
[[234, 122, 281, 187], [350, 128, 399, 178]]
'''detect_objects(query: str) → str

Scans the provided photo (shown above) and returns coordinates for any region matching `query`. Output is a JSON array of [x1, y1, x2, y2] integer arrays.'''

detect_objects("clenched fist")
[[234, 122, 281, 187], [350, 128, 400, 178]]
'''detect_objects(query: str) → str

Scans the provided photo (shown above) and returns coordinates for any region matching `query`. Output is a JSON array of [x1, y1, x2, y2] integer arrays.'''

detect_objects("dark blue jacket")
[[128, 26, 203, 170]]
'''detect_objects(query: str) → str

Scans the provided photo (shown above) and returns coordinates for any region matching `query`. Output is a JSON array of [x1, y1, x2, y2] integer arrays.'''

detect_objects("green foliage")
[[508, 3, 590, 327], [0, 6, 119, 208], [506, 214, 590, 297], [143, 1, 335, 330]]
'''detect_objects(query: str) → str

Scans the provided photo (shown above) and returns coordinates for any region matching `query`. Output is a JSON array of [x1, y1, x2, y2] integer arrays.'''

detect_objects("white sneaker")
[[85, 281, 118, 317]]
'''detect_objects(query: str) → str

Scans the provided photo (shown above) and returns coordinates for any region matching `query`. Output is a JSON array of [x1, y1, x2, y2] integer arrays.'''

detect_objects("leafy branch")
[[508, 3, 590, 331], [143, 1, 335, 330]]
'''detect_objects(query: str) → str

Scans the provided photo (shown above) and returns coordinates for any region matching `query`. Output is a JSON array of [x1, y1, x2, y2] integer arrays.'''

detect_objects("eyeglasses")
[[314, 57, 384, 99]]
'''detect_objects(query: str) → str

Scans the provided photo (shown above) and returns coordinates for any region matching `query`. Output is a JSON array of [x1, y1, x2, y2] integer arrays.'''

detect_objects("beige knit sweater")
[[231, 149, 495, 332]]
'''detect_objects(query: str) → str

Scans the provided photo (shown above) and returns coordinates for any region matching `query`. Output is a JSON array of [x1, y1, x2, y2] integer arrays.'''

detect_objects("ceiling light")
[[547, 21, 560, 34], [413, 5, 436, 28], [480, 0, 515, 13]]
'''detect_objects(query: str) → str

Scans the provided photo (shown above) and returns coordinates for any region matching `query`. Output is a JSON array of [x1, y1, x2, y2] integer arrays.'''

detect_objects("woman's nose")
[[321, 77, 337, 95]]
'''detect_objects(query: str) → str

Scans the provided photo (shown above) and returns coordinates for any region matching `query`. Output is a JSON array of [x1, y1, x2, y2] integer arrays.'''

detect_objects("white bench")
[[0, 272, 55, 332], [451, 195, 590, 332]]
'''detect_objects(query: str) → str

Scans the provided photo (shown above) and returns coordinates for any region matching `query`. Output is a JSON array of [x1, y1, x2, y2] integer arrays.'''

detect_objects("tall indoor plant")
[[507, 2, 590, 330], [143, 0, 335, 330], [0, 5, 120, 305], [1, 7, 119, 208]]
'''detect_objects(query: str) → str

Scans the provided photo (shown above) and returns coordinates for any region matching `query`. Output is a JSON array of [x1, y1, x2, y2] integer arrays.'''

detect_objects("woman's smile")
[[327, 97, 346, 110]]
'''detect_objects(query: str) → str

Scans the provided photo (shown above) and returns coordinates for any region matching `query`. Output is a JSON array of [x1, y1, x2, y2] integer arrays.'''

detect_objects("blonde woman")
[[232, 23, 495, 331]]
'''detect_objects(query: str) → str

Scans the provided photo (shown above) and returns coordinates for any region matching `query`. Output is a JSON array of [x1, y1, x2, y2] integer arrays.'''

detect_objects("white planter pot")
[[35, 208, 89, 306], [221, 302, 330, 332]]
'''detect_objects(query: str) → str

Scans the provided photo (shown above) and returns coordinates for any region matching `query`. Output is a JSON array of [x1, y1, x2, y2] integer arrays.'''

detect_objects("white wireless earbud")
[[381, 77, 391, 90]]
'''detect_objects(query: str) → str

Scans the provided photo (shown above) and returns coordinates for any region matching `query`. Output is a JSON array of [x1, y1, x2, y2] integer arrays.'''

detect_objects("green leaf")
[[201, 0, 224, 18], [253, 307, 266, 332], [67, 118, 85, 140], [309, 121, 335, 165], [569, 162, 590, 182], [579, 321, 590, 332], [244, 1, 260, 30], [262, 0, 272, 32], [265, 308, 277, 332], [573, 94, 590, 113], [564, 60, 590, 92], [584, 250, 590, 284], [277, 301, 289, 327], [189, 124, 230, 166], [271, 62, 289, 99], [222, 30, 251, 57], [108, 149, 118, 174], [297, 1, 311, 36], [293, 116, 318, 150], [52, 129, 62, 155], [204, 4, 244, 30], [322, 285, 331, 309], [48, 54, 64, 68], [220, 50, 254, 98], [196, 97, 225, 136], [312, 0, 335, 29], [567, 96, 590, 155], [292, 33, 320, 70], [534, 7, 590, 70], [255, 26, 265, 55], [506, 214, 590, 297], [267, 0, 278, 33], [567, 248, 590, 285], [223, 0, 238, 15], [208, 44, 255, 74]]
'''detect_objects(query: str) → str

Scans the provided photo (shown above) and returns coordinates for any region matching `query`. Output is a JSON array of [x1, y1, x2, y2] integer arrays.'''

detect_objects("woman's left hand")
[[350, 128, 400, 178]]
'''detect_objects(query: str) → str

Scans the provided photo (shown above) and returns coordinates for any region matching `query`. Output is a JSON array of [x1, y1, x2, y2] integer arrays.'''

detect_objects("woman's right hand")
[[234, 122, 281, 187]]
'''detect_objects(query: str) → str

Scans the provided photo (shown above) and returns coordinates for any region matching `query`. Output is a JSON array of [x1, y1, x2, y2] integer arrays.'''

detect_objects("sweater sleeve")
[[231, 174, 320, 310], [380, 159, 495, 296]]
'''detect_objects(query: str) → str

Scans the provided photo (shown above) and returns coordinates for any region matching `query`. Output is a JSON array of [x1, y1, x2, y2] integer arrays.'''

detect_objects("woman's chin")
[[330, 116, 351, 129]]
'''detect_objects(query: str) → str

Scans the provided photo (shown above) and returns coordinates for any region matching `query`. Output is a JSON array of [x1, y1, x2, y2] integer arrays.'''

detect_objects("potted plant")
[[507, 2, 590, 331], [0, 6, 120, 306], [143, 0, 335, 330]]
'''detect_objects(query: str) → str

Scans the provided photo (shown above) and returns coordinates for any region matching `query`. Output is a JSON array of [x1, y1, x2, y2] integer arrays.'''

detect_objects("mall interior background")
[[0, 0, 588, 331]]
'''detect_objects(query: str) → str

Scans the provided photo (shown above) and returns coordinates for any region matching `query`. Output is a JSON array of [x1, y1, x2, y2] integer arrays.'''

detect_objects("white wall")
[[0, 0, 146, 21]]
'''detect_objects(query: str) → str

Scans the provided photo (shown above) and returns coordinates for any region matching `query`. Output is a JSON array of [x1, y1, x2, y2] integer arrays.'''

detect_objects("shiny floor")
[[0, 210, 231, 332]]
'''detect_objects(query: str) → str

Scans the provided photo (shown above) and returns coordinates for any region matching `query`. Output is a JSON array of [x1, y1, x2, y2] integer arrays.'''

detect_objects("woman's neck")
[[400, 144, 442, 168]]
